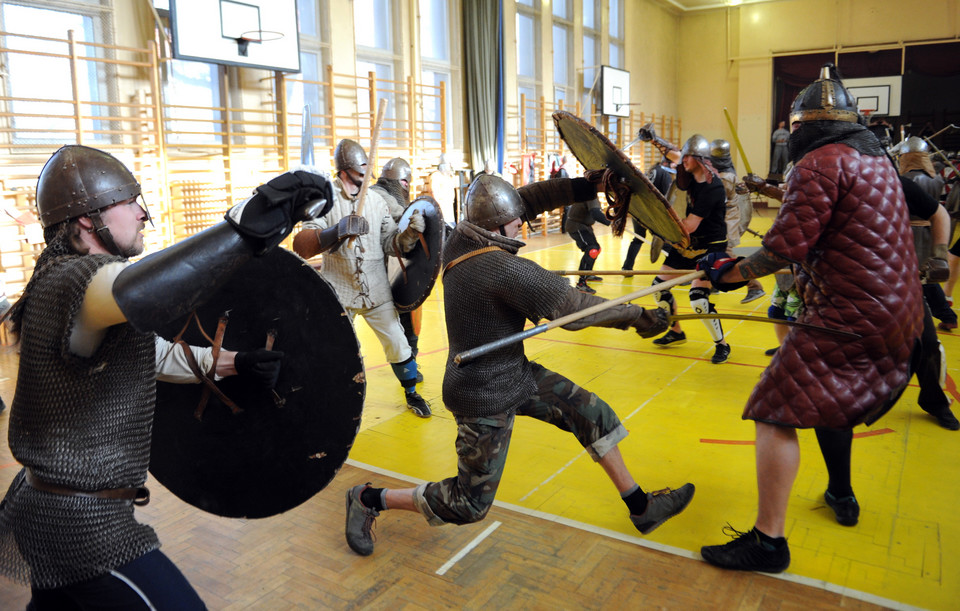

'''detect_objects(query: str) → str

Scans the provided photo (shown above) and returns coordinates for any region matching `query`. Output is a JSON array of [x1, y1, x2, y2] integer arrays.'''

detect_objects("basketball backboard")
[[170, 0, 300, 73], [600, 66, 630, 118], [845, 75, 902, 117]]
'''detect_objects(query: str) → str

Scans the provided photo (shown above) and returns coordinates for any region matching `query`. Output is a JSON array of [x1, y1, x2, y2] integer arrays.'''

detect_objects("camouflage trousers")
[[414, 362, 627, 526]]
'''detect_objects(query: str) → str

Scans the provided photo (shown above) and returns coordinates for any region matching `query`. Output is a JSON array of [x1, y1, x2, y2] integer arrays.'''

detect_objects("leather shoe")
[[824, 490, 859, 526], [929, 407, 960, 431]]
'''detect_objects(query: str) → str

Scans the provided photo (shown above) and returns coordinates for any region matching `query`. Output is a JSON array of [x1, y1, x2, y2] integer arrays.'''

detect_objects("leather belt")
[[25, 469, 150, 506]]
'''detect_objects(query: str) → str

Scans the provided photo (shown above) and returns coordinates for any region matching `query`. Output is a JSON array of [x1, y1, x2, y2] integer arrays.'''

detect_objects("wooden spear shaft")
[[454, 270, 704, 366], [347, 98, 388, 247]]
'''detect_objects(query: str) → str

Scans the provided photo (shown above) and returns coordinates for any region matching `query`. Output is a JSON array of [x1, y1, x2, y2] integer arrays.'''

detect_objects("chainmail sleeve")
[[549, 285, 643, 330]]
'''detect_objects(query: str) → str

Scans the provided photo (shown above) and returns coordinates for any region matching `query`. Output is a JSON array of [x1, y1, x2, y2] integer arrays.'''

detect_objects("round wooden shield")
[[150, 248, 365, 519], [552, 110, 689, 247], [389, 196, 444, 312]]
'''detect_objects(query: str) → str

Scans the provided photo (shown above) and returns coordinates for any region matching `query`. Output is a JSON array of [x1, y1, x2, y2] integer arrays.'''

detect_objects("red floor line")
[[946, 373, 959, 403], [700, 428, 895, 445]]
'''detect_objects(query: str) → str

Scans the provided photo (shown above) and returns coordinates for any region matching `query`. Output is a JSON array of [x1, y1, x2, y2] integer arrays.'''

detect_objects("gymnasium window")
[[0, 1, 113, 146]]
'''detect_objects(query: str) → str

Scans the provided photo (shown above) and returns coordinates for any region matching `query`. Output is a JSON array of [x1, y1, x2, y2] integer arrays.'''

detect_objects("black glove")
[[234, 349, 284, 389], [633, 307, 670, 339], [697, 252, 748, 291], [226, 171, 334, 254], [637, 122, 656, 142]]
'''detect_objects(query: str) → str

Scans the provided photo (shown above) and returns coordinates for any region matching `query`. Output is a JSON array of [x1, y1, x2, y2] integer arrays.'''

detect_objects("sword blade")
[[300, 105, 314, 167], [619, 135, 642, 152]]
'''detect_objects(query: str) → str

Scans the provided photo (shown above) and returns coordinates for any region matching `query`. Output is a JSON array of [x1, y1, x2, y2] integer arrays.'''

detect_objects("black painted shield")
[[151, 248, 365, 519], [389, 196, 444, 312], [552, 110, 689, 247]]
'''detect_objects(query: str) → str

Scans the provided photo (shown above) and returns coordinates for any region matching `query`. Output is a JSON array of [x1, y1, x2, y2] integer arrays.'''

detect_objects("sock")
[[621, 484, 648, 515], [753, 527, 787, 550], [815, 427, 854, 498], [360, 487, 387, 512]]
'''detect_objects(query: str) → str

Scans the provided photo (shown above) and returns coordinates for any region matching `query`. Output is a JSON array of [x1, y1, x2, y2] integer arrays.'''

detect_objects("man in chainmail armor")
[[0, 145, 332, 607], [371, 157, 423, 362], [293, 141, 430, 417], [341, 174, 695, 557]]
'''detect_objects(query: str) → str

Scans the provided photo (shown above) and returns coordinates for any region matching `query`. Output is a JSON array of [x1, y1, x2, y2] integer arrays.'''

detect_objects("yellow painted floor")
[[349, 215, 960, 611]]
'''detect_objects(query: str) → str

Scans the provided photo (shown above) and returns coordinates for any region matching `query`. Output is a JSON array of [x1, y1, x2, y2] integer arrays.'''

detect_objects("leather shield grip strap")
[[26, 469, 150, 506], [167, 311, 242, 420]]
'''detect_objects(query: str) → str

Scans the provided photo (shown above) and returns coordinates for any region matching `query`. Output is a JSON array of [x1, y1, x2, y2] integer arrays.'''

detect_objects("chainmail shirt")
[[372, 178, 408, 222], [441, 222, 570, 418], [0, 253, 159, 588]]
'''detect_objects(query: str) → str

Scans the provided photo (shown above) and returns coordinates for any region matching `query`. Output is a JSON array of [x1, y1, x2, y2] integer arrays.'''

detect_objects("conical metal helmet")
[[710, 139, 731, 158], [381, 157, 412, 182], [36, 145, 141, 228], [464, 174, 525, 231], [899, 136, 928, 154], [680, 134, 711, 159], [789, 63, 860, 125], [334, 139, 367, 175]]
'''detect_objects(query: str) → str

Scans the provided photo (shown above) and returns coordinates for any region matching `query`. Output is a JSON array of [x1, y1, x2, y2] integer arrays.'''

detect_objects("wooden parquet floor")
[[0, 458, 888, 610]]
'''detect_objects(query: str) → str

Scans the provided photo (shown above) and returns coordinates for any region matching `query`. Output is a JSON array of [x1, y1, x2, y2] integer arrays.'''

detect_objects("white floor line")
[[435, 520, 501, 576], [345, 458, 921, 610]]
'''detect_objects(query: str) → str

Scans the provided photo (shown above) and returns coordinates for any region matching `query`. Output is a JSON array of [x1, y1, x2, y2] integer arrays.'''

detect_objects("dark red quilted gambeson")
[[748, 144, 923, 429]]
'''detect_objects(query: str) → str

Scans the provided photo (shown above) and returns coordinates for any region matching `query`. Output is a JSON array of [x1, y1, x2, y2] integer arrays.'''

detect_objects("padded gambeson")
[[747, 144, 923, 429]]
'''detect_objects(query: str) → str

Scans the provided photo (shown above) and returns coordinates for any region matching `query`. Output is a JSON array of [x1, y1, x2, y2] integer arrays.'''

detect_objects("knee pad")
[[652, 277, 675, 311], [767, 304, 787, 320], [588, 247, 601, 260], [689, 287, 724, 342], [689, 287, 711, 313]]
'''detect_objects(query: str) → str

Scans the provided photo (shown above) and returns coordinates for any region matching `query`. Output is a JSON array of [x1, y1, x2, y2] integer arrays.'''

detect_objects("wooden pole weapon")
[[347, 98, 388, 247], [454, 271, 703, 365]]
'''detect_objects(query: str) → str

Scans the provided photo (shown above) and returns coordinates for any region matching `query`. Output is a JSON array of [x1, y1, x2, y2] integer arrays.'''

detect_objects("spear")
[[455, 271, 703, 365]]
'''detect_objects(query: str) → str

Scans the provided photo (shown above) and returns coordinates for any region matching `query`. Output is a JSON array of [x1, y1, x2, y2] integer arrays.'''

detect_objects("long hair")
[[6, 220, 87, 339]]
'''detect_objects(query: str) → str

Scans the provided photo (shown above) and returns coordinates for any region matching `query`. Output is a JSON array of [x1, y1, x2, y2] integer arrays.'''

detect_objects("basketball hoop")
[[235, 30, 284, 57]]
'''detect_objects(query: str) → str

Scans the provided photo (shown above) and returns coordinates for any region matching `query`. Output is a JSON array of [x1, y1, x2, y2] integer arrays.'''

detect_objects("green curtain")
[[462, 0, 500, 173]]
